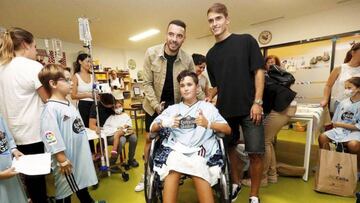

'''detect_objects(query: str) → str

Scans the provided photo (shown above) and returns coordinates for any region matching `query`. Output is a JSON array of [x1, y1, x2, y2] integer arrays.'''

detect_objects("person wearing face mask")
[[88, 93, 116, 167], [320, 43, 360, 111], [319, 77, 360, 171], [102, 99, 139, 168]]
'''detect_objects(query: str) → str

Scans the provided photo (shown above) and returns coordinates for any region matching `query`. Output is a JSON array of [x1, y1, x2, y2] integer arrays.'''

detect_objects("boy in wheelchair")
[[147, 70, 231, 203]]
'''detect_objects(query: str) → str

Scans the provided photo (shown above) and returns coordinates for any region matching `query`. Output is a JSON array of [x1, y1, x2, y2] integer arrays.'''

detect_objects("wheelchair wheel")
[[218, 172, 231, 203], [144, 162, 162, 203], [216, 139, 232, 203]]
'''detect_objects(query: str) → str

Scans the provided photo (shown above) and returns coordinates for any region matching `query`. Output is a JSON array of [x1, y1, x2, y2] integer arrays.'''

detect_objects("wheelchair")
[[144, 128, 231, 203]]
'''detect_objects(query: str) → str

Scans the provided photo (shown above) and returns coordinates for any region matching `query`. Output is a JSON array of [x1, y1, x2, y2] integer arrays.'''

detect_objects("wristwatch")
[[254, 99, 263, 106]]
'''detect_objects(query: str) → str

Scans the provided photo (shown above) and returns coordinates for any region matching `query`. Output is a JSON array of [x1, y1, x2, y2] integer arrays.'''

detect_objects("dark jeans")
[[145, 112, 158, 132], [78, 100, 95, 153], [225, 115, 265, 154], [17, 142, 47, 203]]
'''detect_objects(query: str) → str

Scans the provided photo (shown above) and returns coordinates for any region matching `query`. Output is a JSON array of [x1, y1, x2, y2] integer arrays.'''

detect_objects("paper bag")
[[314, 148, 357, 197]]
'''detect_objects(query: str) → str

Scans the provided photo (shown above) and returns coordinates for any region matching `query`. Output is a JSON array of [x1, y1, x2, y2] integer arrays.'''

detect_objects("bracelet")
[[58, 159, 70, 167], [207, 121, 212, 129]]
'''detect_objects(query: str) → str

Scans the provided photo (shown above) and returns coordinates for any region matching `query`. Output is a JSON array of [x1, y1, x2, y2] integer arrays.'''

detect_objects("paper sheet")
[[12, 153, 51, 175]]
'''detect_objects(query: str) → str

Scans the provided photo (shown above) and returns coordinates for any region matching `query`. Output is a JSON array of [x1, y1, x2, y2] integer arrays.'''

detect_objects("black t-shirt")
[[206, 34, 265, 118], [160, 52, 177, 107], [89, 102, 114, 127]]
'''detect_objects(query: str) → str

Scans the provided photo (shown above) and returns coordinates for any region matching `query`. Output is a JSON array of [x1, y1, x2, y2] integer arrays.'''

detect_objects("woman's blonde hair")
[[0, 27, 34, 65]]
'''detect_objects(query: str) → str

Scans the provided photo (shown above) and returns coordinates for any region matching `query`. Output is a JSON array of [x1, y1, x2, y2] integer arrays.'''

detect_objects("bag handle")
[[321, 141, 345, 152]]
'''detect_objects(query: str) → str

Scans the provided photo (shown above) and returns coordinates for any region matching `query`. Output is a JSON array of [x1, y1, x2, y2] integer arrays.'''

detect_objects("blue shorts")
[[225, 115, 265, 154]]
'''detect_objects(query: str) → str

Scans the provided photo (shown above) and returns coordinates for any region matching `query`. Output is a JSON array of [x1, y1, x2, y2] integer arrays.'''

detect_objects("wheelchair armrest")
[[149, 132, 158, 140], [215, 132, 226, 138]]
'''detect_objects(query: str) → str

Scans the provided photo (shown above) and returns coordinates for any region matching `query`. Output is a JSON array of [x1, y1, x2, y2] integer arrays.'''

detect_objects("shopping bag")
[[314, 148, 357, 197]]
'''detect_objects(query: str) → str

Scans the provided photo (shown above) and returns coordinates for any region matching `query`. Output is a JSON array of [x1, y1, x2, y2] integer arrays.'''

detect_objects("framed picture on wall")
[[133, 87, 141, 96]]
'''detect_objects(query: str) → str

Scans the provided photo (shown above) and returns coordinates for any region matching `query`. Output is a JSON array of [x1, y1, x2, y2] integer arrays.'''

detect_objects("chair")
[[128, 103, 146, 135], [144, 129, 231, 203]]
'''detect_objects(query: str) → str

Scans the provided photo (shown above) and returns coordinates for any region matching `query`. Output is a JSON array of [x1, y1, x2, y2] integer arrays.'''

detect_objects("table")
[[290, 104, 324, 181]]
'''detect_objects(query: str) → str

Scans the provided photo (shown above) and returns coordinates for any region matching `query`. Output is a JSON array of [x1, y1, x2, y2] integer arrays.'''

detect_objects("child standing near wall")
[[38, 64, 104, 203]]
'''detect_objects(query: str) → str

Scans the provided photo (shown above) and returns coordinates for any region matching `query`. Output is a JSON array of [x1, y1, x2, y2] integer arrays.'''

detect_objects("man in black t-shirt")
[[136, 20, 198, 192], [206, 3, 265, 203]]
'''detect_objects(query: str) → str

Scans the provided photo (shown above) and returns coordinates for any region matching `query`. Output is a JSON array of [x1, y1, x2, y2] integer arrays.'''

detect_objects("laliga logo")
[[335, 163, 343, 175]]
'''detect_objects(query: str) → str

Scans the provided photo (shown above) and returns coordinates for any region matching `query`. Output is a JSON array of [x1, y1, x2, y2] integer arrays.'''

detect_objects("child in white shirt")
[[103, 99, 139, 168]]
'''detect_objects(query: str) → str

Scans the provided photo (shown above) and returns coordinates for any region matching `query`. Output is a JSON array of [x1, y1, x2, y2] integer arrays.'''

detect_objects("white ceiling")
[[0, 0, 358, 50]]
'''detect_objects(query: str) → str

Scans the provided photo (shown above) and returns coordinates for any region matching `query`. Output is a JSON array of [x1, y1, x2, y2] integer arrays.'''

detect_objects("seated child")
[[319, 76, 360, 169], [150, 70, 231, 203], [38, 64, 102, 203], [0, 114, 27, 203], [102, 99, 139, 168]]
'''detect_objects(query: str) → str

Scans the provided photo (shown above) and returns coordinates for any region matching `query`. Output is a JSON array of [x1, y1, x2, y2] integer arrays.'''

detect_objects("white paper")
[[12, 153, 51, 175], [86, 128, 112, 140]]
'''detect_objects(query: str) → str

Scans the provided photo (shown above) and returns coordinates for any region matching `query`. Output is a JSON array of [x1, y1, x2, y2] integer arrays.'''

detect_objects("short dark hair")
[[346, 77, 360, 88], [100, 93, 115, 106], [177, 70, 198, 85], [38, 64, 65, 94], [192, 53, 206, 65], [168, 20, 186, 30], [207, 3, 228, 17]]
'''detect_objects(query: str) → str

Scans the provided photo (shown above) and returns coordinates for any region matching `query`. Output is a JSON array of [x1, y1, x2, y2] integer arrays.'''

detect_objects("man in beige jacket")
[[135, 19, 204, 192]]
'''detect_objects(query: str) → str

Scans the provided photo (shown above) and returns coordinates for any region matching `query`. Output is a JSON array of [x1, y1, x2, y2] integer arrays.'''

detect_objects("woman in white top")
[[321, 42, 360, 110], [192, 53, 209, 97], [71, 53, 93, 127], [0, 27, 48, 203], [71, 53, 95, 153]]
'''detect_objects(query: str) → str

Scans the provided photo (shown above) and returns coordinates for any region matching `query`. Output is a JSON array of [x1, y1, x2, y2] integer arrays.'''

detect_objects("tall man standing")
[[206, 3, 265, 203], [135, 20, 199, 192]]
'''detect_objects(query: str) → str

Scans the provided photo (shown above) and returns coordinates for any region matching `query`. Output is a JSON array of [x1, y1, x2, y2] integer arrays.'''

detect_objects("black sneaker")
[[128, 159, 139, 167], [231, 184, 242, 202], [249, 196, 260, 203], [110, 166, 122, 173], [109, 156, 117, 166]]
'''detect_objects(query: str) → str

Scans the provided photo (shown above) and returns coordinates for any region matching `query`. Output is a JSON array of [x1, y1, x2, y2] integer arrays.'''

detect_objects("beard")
[[166, 41, 180, 53]]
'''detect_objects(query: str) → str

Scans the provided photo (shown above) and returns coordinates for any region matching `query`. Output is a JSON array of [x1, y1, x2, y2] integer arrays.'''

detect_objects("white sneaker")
[[135, 175, 145, 192], [231, 184, 241, 202], [249, 196, 260, 203]]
